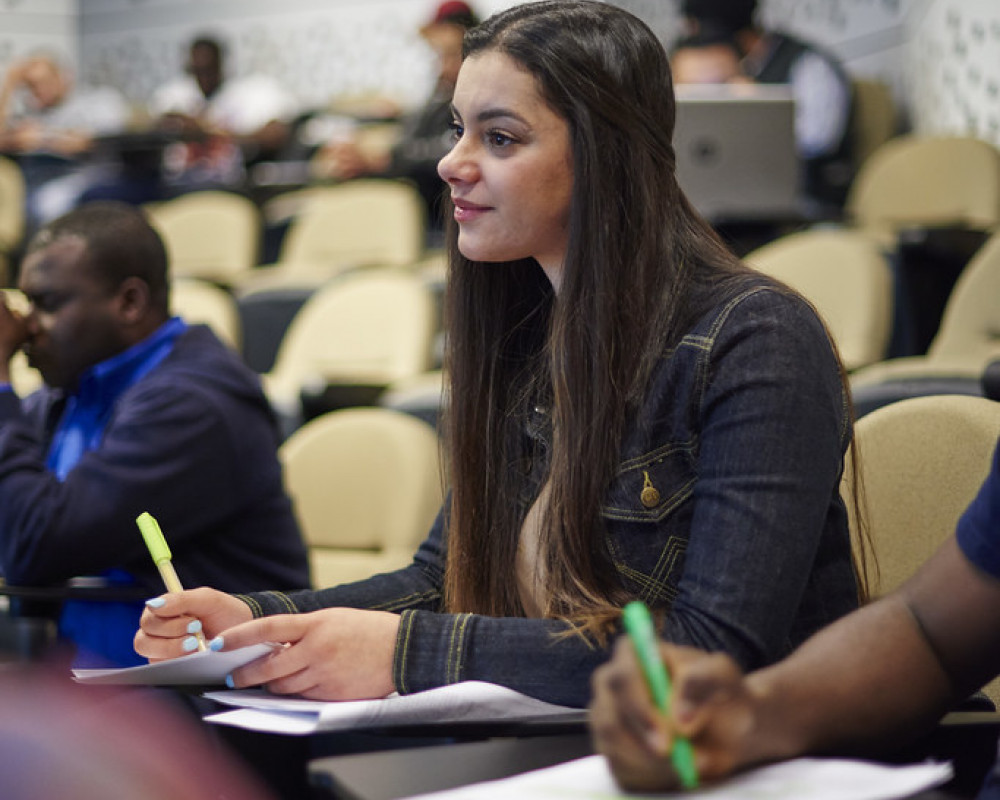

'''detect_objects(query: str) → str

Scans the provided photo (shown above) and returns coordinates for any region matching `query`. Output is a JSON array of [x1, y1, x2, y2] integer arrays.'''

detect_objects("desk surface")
[[309, 732, 594, 800], [306, 714, 1000, 800]]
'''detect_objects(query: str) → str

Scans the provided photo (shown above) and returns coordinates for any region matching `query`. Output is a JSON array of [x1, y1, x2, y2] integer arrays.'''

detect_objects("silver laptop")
[[672, 84, 801, 221]]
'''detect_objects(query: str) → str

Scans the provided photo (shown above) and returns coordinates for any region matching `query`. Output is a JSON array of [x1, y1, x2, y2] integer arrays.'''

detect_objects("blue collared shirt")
[[53, 317, 187, 667], [47, 317, 187, 479]]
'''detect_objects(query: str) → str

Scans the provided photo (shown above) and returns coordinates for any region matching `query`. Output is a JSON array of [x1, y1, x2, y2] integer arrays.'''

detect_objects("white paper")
[[402, 754, 953, 800], [201, 680, 585, 735], [72, 643, 278, 685]]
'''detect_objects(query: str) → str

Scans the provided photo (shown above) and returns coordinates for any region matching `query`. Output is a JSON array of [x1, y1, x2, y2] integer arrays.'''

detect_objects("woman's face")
[[437, 51, 574, 291]]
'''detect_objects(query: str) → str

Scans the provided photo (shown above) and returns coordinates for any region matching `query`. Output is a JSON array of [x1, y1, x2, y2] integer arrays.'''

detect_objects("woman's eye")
[[487, 130, 514, 148], [448, 121, 464, 141]]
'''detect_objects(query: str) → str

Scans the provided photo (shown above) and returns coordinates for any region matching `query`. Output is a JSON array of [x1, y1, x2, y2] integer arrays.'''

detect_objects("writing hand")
[[136, 587, 251, 661], [590, 637, 759, 791]]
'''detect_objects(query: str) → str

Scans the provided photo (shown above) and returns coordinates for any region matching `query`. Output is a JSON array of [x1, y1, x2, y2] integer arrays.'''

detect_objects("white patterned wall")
[[1, 0, 998, 148], [906, 0, 1000, 147], [0, 0, 78, 79]]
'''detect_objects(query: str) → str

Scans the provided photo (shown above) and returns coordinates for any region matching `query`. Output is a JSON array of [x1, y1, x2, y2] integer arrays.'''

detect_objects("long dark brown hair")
[[441, 1, 866, 628]]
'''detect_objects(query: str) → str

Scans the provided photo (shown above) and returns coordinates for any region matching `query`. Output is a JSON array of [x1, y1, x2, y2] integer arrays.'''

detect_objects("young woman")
[[136, 1, 862, 708]]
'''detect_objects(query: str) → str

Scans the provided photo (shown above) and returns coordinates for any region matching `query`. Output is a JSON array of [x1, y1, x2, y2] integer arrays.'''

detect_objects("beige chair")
[[145, 191, 260, 286], [845, 135, 1000, 246], [848, 78, 898, 173], [262, 268, 437, 423], [170, 278, 242, 351], [851, 230, 1000, 390], [237, 179, 426, 292], [844, 394, 1000, 703], [746, 229, 894, 371], [0, 155, 26, 285], [279, 407, 443, 588]]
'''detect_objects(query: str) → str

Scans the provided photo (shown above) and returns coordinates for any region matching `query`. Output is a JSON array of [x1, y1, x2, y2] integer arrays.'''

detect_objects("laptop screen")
[[672, 84, 801, 222]]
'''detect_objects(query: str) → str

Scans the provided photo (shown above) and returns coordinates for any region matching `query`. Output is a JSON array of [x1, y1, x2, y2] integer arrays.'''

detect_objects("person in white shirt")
[[148, 36, 297, 187]]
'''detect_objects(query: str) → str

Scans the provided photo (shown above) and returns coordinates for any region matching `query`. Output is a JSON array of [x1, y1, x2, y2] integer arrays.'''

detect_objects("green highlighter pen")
[[621, 600, 699, 789], [137, 511, 208, 652]]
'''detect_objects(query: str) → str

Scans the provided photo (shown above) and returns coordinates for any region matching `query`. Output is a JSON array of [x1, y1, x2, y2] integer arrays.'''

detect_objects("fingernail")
[[225, 673, 235, 689], [675, 698, 695, 723], [145, 597, 166, 608], [186, 619, 202, 634], [209, 636, 224, 651], [182, 636, 199, 652]]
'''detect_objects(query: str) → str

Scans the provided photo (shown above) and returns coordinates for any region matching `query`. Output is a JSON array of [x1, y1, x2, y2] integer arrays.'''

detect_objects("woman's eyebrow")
[[451, 103, 529, 126]]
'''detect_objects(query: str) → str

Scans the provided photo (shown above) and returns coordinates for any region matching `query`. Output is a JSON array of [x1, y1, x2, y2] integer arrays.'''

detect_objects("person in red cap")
[[312, 1, 479, 240]]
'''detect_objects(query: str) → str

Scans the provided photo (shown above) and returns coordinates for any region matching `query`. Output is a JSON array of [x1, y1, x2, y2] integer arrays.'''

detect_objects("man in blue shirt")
[[0, 201, 310, 666], [591, 436, 1000, 796]]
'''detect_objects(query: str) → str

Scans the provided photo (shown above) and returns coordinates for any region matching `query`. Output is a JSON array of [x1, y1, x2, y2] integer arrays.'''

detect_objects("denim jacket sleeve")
[[240, 284, 856, 708]]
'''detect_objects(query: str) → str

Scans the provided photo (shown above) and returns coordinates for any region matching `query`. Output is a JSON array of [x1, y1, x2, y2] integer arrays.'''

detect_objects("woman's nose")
[[438, 138, 477, 184]]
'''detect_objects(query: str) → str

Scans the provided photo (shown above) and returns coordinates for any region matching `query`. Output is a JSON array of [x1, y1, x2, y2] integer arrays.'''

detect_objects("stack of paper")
[[402, 754, 953, 800], [202, 681, 585, 735]]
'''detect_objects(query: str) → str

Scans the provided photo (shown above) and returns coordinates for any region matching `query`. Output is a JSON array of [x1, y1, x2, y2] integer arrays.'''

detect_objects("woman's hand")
[[135, 587, 252, 661], [589, 637, 761, 792], [211, 607, 401, 701]]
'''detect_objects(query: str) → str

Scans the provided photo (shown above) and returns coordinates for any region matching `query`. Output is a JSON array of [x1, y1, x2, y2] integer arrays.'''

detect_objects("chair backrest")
[[927, 230, 1000, 363], [279, 407, 443, 588], [746, 229, 894, 371], [0, 155, 25, 250], [845, 135, 1000, 240], [0, 155, 25, 284], [278, 180, 425, 272], [263, 268, 437, 415], [170, 278, 242, 351], [848, 78, 897, 172], [146, 191, 260, 285], [847, 394, 1000, 598]]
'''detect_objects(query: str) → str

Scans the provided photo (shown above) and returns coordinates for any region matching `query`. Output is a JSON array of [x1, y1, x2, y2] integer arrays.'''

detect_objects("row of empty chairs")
[[746, 134, 1000, 418], [143, 178, 427, 291]]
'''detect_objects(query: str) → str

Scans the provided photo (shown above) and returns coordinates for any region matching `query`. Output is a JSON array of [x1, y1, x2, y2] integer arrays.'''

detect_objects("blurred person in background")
[[148, 35, 297, 190], [0, 52, 129, 231], [680, 0, 854, 209], [312, 1, 480, 239]]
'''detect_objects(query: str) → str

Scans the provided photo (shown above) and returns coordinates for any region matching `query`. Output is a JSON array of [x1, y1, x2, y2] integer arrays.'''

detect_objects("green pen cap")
[[136, 512, 171, 565]]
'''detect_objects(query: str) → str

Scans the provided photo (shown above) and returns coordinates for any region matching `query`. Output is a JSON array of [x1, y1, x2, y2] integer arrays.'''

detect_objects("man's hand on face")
[[0, 297, 30, 375]]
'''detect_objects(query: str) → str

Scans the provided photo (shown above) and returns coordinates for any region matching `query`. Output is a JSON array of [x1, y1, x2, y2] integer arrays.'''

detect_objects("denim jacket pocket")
[[601, 442, 696, 605]]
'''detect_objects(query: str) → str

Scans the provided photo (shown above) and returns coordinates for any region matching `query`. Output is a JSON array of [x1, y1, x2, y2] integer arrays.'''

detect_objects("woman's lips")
[[452, 198, 490, 222]]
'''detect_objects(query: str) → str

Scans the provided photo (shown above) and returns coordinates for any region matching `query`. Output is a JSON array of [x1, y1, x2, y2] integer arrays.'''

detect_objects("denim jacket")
[[242, 278, 859, 708]]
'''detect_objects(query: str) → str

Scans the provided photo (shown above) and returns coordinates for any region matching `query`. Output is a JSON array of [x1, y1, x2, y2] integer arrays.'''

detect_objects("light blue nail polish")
[[182, 636, 199, 652], [225, 673, 235, 689], [209, 636, 224, 651], [186, 619, 202, 634], [145, 597, 166, 608]]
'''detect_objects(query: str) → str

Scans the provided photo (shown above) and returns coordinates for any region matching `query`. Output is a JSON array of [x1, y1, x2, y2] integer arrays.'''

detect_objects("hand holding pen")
[[591, 602, 778, 793]]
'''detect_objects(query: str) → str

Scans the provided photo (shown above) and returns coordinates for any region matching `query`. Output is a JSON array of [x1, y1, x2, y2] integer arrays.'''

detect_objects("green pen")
[[621, 600, 699, 789], [137, 511, 208, 651]]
